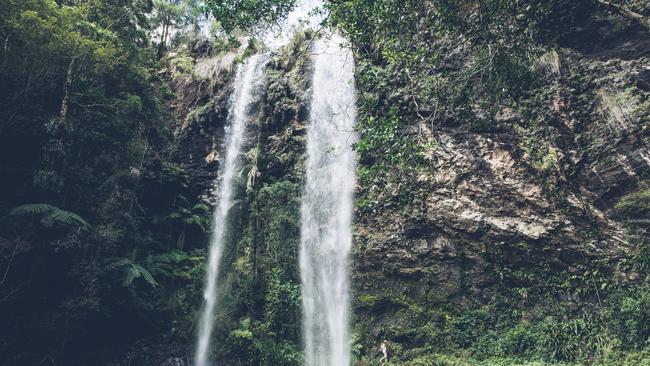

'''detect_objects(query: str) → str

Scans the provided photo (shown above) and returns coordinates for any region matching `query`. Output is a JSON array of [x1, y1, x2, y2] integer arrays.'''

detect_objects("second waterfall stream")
[[194, 2, 357, 365], [300, 34, 357, 366]]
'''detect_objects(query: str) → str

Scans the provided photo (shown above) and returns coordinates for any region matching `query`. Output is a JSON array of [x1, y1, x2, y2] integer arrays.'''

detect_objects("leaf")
[[152, 267, 172, 277], [44, 209, 91, 229], [10, 203, 56, 216], [172, 270, 192, 280], [192, 203, 210, 213], [11, 203, 91, 231], [123, 265, 141, 286], [176, 194, 189, 205], [168, 250, 188, 262], [136, 265, 158, 287], [113, 258, 131, 267]]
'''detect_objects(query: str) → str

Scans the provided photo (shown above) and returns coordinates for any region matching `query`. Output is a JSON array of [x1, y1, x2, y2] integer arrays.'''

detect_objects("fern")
[[115, 260, 158, 288], [244, 145, 261, 192], [10, 203, 91, 230], [166, 203, 210, 233], [157, 250, 190, 263], [192, 203, 210, 213], [114, 249, 198, 288], [10, 203, 56, 216], [123, 265, 141, 286], [43, 210, 90, 228], [137, 265, 158, 287]]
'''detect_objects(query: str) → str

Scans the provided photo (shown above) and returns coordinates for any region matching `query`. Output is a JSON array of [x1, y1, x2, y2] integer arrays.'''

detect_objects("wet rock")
[[161, 357, 188, 366]]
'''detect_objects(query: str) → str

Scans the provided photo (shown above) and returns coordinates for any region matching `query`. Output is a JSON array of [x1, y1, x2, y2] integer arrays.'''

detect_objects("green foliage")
[[203, 179, 302, 363], [359, 283, 650, 364], [253, 181, 301, 271], [148, 249, 204, 281], [603, 289, 650, 349], [615, 188, 650, 218], [265, 267, 301, 337], [117, 259, 159, 288], [205, 0, 297, 32], [10, 203, 91, 231], [329, 0, 583, 214], [497, 324, 540, 357], [0, 0, 208, 364], [167, 202, 210, 231], [112, 250, 204, 289], [230, 317, 254, 340]]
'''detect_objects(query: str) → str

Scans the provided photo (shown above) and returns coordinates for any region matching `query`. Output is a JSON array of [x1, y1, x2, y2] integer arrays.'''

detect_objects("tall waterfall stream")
[[194, 2, 356, 365], [194, 54, 268, 366], [300, 35, 357, 366]]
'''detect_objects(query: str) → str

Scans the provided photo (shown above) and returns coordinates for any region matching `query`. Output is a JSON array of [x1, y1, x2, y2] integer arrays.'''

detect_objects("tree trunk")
[[158, 18, 170, 57], [1, 35, 9, 72], [59, 57, 76, 125], [176, 228, 186, 250], [598, 0, 650, 30]]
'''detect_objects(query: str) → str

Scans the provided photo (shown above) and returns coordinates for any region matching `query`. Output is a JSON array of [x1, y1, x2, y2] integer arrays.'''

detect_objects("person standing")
[[379, 340, 389, 365]]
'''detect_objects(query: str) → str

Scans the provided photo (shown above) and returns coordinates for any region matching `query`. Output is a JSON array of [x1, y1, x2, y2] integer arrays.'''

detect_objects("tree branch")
[[598, 0, 650, 30]]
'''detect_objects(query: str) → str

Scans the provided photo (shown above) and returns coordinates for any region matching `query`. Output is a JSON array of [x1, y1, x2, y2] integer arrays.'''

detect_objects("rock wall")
[[349, 14, 649, 362], [174, 16, 649, 364]]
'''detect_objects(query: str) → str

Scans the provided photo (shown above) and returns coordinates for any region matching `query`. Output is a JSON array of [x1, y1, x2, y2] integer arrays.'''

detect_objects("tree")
[[205, 0, 296, 32], [152, 0, 205, 54]]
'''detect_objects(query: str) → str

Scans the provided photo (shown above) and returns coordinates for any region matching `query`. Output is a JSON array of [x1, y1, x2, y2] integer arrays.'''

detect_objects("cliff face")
[[347, 9, 650, 364], [354, 31, 649, 310], [172, 11, 650, 366]]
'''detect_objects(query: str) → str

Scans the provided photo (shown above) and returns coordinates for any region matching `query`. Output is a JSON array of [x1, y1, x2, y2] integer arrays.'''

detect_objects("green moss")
[[169, 49, 195, 80], [615, 188, 650, 218], [358, 294, 382, 307]]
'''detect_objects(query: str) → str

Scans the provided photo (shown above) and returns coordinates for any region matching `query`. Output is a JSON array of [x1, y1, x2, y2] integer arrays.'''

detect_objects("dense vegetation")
[[1, 0, 648, 365], [0, 0, 209, 364]]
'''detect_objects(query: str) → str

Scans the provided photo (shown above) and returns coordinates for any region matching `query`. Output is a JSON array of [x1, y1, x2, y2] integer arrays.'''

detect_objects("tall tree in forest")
[[152, 0, 205, 54]]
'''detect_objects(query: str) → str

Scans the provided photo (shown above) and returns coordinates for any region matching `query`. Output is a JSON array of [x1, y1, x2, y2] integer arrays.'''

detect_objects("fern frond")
[[122, 263, 158, 288], [10, 203, 57, 216], [44, 210, 91, 229], [156, 250, 189, 263], [11, 203, 91, 230], [113, 258, 131, 267], [172, 270, 192, 280], [123, 265, 141, 286], [136, 265, 158, 287], [192, 203, 210, 213]]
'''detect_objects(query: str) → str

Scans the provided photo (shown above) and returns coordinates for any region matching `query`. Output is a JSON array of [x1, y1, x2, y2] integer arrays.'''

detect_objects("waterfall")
[[193, 1, 357, 365], [300, 34, 357, 366], [194, 54, 267, 366]]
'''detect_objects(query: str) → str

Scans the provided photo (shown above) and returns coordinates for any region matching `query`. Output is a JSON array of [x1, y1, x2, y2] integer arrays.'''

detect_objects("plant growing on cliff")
[[615, 188, 650, 218]]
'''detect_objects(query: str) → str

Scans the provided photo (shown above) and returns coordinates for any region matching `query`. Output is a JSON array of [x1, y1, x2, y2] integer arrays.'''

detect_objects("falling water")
[[300, 34, 357, 366], [193, 1, 356, 364], [194, 54, 267, 366]]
